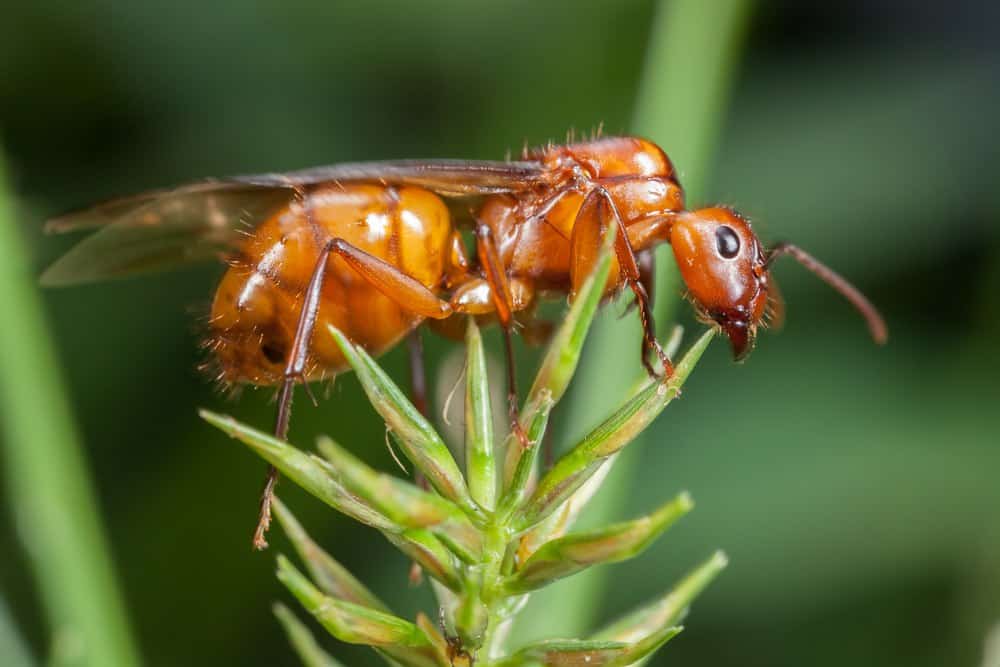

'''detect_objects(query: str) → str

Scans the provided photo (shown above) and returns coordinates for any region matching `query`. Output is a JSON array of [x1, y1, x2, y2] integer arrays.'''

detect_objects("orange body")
[[210, 185, 454, 384], [207, 137, 698, 385], [87, 134, 882, 388]]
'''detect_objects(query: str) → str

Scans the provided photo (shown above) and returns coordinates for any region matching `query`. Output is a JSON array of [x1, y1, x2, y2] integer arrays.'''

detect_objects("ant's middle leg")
[[464, 222, 531, 447], [406, 330, 429, 419], [406, 329, 430, 585], [569, 187, 673, 379]]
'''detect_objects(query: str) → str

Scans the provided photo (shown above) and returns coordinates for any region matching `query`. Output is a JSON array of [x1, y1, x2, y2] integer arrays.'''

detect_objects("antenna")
[[765, 242, 888, 344]]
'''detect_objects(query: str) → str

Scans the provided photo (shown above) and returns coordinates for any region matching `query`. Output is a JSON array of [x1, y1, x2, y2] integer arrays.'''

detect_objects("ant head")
[[668, 207, 888, 360], [669, 207, 769, 360]]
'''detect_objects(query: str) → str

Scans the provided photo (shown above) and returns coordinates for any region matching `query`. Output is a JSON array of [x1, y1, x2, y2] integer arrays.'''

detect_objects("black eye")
[[715, 225, 741, 259]]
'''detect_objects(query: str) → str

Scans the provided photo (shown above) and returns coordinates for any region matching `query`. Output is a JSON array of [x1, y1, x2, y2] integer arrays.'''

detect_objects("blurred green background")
[[2, 1, 999, 665]]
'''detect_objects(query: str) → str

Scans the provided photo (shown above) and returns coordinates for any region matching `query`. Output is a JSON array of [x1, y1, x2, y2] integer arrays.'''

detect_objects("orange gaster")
[[42, 135, 887, 548]]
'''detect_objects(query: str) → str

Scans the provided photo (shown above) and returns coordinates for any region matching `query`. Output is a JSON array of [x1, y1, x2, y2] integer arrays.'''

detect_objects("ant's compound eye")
[[715, 225, 741, 259]]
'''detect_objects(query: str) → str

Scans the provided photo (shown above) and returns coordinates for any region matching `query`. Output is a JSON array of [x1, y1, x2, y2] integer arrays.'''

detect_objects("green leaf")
[[384, 530, 462, 592], [502, 493, 692, 594], [592, 551, 728, 645], [329, 326, 480, 521], [273, 603, 346, 667], [277, 556, 442, 667], [513, 447, 616, 566], [315, 437, 482, 562], [314, 436, 469, 531], [200, 411, 398, 532], [515, 330, 715, 531], [272, 498, 389, 613], [492, 626, 682, 667], [495, 391, 555, 523], [464, 319, 497, 511]]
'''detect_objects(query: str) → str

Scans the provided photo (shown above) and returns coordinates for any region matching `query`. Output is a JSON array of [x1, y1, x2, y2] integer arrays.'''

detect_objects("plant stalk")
[[0, 154, 141, 665]]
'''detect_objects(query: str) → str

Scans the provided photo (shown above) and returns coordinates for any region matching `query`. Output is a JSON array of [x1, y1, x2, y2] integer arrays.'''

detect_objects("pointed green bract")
[[385, 530, 462, 592], [495, 390, 554, 522], [217, 323, 719, 665], [315, 436, 467, 530], [503, 493, 693, 594], [464, 319, 497, 511], [273, 499, 390, 613], [492, 625, 682, 667], [273, 603, 347, 667], [515, 446, 616, 563], [328, 326, 479, 520], [200, 410, 399, 532], [277, 556, 442, 667], [213, 272, 722, 664], [593, 551, 728, 644], [515, 329, 715, 531]]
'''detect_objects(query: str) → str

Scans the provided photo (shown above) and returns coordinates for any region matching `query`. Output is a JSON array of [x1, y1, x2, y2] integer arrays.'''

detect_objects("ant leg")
[[570, 188, 673, 379], [254, 235, 455, 549], [406, 330, 429, 419], [406, 330, 429, 586], [636, 249, 657, 373], [406, 329, 432, 493], [637, 249, 656, 313], [328, 239, 453, 320], [620, 249, 655, 318], [253, 236, 336, 550], [472, 221, 529, 447]]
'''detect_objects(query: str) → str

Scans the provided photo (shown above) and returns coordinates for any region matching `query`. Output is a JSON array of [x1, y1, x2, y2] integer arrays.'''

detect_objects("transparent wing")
[[41, 159, 547, 286], [231, 159, 546, 196], [40, 184, 291, 286]]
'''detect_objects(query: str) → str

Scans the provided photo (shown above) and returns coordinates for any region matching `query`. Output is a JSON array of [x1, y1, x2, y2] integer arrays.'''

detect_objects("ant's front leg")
[[635, 249, 657, 372], [569, 187, 674, 379]]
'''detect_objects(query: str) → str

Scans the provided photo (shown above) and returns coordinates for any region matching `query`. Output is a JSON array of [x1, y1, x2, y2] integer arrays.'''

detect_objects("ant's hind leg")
[[253, 237, 337, 550], [253, 234, 456, 549]]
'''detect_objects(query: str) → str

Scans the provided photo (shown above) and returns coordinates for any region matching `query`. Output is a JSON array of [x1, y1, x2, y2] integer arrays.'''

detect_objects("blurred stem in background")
[[0, 154, 140, 665], [517, 0, 754, 638], [0, 596, 34, 667]]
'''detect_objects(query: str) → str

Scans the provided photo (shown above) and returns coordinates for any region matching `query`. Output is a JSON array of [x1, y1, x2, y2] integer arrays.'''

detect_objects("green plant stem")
[[0, 596, 35, 667], [519, 0, 754, 639], [0, 154, 141, 666], [479, 520, 514, 660]]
